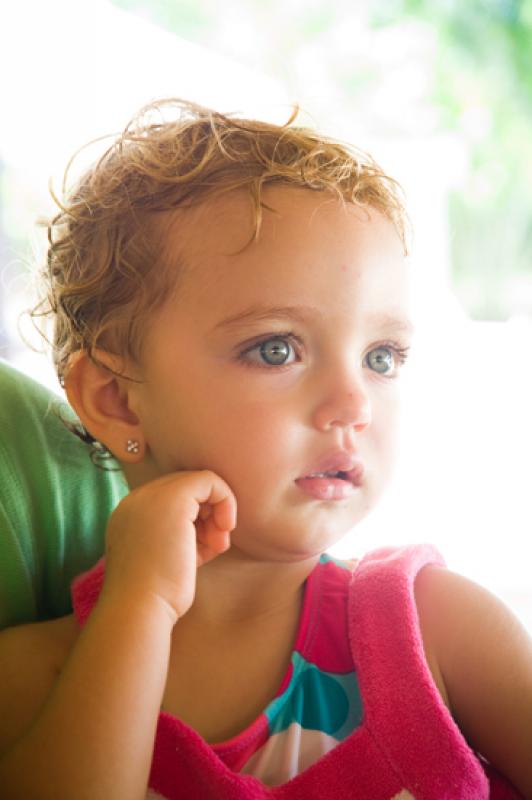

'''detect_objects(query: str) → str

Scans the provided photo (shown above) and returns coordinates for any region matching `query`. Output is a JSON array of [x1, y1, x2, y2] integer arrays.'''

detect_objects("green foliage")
[[109, 0, 532, 318], [111, 0, 211, 40], [385, 0, 532, 314]]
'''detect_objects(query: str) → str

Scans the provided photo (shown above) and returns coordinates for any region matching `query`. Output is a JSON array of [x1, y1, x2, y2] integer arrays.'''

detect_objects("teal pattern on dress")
[[265, 651, 363, 741], [319, 552, 353, 570]]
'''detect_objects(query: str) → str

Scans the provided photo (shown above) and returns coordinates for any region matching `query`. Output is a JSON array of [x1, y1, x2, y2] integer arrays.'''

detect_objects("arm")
[[0, 594, 174, 800], [415, 565, 532, 799], [0, 470, 236, 800]]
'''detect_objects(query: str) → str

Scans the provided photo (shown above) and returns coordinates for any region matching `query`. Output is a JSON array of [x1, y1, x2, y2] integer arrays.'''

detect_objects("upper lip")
[[297, 451, 365, 486]]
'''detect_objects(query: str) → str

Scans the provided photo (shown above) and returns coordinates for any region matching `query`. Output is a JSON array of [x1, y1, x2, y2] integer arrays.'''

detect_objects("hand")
[[102, 470, 237, 623]]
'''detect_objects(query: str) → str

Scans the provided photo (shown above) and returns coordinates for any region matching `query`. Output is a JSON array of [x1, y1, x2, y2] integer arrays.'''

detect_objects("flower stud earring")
[[126, 439, 140, 455]]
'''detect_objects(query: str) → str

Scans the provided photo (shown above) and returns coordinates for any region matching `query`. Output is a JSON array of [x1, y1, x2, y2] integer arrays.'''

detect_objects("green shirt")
[[0, 359, 127, 628]]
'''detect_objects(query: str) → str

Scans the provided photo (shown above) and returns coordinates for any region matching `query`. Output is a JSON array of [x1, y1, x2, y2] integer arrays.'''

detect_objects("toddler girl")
[[0, 99, 530, 799]]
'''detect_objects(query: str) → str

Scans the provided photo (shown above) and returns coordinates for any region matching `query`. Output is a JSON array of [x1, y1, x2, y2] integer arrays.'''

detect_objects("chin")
[[283, 522, 357, 560]]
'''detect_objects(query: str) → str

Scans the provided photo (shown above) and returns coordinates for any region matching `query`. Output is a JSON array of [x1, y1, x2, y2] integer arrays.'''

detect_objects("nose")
[[312, 370, 372, 433]]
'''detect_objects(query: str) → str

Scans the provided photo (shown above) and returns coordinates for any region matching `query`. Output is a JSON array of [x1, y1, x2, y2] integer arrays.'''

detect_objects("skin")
[[69, 187, 412, 628], [0, 187, 531, 798], [124, 190, 408, 567]]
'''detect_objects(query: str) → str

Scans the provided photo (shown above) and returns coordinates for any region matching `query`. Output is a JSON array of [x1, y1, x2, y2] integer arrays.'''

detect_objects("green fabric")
[[0, 359, 127, 628]]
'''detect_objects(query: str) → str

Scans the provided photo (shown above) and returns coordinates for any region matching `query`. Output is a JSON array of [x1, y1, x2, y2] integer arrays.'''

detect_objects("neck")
[[186, 547, 320, 628]]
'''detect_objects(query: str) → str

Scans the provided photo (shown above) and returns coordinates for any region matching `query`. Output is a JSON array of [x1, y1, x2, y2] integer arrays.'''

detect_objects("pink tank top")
[[71, 544, 521, 799]]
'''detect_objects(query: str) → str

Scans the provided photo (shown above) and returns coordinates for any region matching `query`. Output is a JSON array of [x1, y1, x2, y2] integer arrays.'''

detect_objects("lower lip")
[[295, 477, 358, 501]]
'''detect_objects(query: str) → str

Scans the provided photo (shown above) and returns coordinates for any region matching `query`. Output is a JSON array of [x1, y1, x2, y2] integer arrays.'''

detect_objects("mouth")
[[295, 456, 365, 501], [305, 469, 361, 482]]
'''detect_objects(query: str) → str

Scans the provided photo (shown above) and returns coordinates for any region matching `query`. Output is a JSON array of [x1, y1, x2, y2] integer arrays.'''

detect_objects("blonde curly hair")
[[34, 98, 409, 386]]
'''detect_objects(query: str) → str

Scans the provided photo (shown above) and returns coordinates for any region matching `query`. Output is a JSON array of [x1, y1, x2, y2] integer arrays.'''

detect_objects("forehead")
[[161, 186, 408, 321]]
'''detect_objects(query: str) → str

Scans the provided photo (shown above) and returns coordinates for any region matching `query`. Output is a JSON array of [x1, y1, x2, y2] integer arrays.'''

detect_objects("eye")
[[364, 345, 408, 378], [366, 347, 394, 374], [241, 336, 299, 367]]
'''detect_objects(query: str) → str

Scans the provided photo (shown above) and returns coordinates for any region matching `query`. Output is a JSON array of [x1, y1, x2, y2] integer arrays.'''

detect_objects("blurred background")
[[0, 0, 531, 628]]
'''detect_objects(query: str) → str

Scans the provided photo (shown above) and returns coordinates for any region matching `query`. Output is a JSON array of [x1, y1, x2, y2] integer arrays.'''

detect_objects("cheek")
[[370, 391, 401, 460], [206, 401, 299, 482], [220, 377, 295, 424], [219, 402, 295, 456]]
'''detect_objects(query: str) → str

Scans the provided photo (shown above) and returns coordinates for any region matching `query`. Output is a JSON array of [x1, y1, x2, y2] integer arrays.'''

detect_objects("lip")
[[295, 451, 365, 501]]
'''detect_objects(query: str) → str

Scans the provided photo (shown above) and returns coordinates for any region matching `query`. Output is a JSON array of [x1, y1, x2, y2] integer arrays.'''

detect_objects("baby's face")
[[127, 187, 412, 561]]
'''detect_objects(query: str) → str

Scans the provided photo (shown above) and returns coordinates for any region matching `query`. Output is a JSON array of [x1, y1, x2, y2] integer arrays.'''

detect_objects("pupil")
[[261, 339, 290, 365], [370, 348, 393, 373]]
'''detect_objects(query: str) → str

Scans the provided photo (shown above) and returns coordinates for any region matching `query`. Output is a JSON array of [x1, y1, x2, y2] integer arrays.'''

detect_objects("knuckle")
[[198, 468, 216, 481]]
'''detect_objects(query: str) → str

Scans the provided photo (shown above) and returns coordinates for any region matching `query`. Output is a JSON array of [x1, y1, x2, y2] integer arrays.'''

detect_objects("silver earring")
[[126, 439, 140, 454]]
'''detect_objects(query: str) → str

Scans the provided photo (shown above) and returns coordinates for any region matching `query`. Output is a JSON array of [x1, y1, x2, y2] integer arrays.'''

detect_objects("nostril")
[[312, 382, 372, 432]]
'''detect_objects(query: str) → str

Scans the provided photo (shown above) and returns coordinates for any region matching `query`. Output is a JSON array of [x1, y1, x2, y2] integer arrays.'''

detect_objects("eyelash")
[[237, 331, 410, 376]]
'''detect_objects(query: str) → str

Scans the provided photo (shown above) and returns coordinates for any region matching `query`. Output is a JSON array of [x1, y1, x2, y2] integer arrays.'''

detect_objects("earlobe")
[[64, 350, 145, 461]]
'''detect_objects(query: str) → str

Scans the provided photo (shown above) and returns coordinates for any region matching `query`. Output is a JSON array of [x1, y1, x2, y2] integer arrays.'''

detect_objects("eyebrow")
[[211, 305, 323, 331], [366, 312, 415, 337], [211, 304, 414, 337]]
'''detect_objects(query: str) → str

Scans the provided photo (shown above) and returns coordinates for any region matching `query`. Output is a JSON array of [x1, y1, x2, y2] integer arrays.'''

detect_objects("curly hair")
[[33, 97, 409, 387]]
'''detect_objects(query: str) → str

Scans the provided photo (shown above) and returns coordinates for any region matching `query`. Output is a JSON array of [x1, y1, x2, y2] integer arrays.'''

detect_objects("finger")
[[211, 493, 237, 533], [195, 471, 237, 515], [197, 530, 231, 565], [149, 470, 237, 528], [197, 510, 234, 547], [195, 515, 231, 548], [198, 505, 212, 522]]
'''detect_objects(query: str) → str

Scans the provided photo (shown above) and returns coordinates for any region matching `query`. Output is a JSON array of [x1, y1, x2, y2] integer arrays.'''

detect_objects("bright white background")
[[0, 0, 531, 631]]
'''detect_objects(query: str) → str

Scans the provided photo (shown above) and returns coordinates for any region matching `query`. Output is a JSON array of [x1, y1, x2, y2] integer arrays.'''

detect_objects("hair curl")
[[33, 97, 409, 390]]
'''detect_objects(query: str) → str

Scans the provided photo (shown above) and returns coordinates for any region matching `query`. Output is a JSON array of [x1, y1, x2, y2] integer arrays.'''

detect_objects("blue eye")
[[240, 336, 298, 368], [259, 338, 294, 366], [366, 346, 396, 375]]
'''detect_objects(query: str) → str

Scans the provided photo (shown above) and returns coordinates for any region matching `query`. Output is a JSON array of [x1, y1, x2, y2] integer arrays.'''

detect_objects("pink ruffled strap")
[[348, 544, 520, 799]]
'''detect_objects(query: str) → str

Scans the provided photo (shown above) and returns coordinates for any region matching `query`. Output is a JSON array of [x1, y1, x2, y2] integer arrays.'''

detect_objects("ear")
[[64, 350, 145, 463]]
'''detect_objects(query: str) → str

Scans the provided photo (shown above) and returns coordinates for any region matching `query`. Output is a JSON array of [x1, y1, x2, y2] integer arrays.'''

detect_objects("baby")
[[0, 99, 530, 799]]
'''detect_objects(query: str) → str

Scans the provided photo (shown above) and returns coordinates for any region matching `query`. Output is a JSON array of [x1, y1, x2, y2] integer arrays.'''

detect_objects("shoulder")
[[413, 563, 532, 676], [0, 359, 67, 458], [0, 360, 126, 627], [0, 615, 79, 754], [414, 565, 532, 797]]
